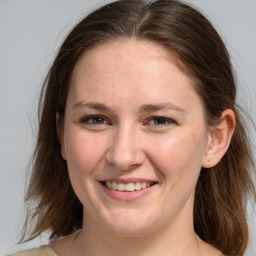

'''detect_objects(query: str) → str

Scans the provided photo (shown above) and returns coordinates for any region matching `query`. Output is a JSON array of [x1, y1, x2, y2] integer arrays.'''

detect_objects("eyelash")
[[80, 115, 175, 128], [80, 115, 110, 125], [146, 116, 175, 127]]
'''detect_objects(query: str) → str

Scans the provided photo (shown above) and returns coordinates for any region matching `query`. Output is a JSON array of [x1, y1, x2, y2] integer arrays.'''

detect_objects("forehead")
[[71, 39, 191, 88], [71, 39, 181, 78], [68, 39, 204, 115], [82, 39, 173, 62]]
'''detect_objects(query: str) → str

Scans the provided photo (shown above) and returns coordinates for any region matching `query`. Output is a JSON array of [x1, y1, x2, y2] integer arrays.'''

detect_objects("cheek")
[[63, 127, 107, 176], [63, 128, 110, 206], [147, 131, 206, 182]]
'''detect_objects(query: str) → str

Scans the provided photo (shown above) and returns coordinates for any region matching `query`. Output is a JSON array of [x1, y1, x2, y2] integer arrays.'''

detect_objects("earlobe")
[[56, 113, 67, 160], [202, 109, 236, 168]]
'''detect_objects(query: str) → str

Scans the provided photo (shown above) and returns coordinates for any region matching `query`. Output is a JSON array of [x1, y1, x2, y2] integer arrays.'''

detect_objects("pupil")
[[155, 118, 165, 125], [93, 117, 104, 124]]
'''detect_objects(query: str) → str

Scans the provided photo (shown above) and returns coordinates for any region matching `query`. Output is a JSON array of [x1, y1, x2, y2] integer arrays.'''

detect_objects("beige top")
[[9, 245, 57, 256], [9, 245, 224, 256]]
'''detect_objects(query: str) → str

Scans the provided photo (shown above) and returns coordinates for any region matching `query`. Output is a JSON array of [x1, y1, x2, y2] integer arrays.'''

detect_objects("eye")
[[80, 115, 109, 125], [147, 117, 175, 127]]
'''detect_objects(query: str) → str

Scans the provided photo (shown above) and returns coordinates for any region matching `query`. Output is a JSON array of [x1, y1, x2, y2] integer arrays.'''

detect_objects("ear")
[[56, 112, 67, 160], [202, 109, 236, 168]]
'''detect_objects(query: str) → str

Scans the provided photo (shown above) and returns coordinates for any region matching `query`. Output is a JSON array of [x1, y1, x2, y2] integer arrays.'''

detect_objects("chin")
[[101, 210, 158, 237]]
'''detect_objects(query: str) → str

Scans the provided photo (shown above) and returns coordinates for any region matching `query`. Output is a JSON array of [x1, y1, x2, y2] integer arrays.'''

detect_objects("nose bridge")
[[106, 121, 144, 170]]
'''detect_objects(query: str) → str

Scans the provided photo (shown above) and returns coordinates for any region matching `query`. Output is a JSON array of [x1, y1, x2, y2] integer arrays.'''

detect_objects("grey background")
[[0, 0, 255, 255]]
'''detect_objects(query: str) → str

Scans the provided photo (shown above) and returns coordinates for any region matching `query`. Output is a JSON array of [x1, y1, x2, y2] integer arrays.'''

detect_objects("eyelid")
[[146, 116, 176, 127], [79, 115, 176, 128], [80, 115, 111, 125]]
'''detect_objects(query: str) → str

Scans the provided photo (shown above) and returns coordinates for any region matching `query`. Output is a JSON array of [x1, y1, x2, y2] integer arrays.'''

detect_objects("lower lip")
[[99, 182, 157, 202]]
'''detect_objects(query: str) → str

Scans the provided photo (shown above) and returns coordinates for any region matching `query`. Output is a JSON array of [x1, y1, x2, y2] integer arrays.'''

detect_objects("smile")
[[102, 181, 157, 192], [99, 180, 158, 201]]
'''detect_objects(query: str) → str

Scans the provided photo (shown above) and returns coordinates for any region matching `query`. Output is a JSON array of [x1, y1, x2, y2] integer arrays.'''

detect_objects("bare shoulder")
[[8, 245, 57, 256]]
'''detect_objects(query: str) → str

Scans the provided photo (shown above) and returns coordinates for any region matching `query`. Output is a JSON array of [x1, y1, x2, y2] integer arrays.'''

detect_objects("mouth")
[[100, 181, 158, 192]]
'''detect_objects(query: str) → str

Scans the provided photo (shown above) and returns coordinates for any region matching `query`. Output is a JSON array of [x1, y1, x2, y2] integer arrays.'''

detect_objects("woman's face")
[[60, 39, 211, 236]]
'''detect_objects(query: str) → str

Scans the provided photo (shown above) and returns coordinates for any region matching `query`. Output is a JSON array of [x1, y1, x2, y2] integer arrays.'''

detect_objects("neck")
[[72, 209, 200, 256]]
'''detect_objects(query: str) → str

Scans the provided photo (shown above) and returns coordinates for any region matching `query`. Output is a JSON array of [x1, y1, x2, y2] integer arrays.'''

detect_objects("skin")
[[52, 39, 235, 256]]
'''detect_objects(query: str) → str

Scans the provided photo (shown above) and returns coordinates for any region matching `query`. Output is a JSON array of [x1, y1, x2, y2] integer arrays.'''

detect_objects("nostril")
[[105, 135, 145, 171]]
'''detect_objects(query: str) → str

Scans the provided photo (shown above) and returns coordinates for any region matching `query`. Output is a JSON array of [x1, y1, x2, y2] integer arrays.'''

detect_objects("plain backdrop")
[[0, 0, 255, 255]]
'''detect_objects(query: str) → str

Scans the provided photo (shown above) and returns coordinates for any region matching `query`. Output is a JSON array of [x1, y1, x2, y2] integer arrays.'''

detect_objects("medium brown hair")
[[21, 1, 256, 255]]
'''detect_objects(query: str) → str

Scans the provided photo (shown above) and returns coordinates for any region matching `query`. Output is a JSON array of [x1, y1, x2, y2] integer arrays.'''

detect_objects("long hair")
[[21, 1, 256, 255]]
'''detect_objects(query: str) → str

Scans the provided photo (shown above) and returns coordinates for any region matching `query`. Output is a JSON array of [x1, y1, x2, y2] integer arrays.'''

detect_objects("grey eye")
[[91, 117, 105, 124], [148, 117, 173, 126], [153, 117, 168, 125], [82, 116, 108, 125]]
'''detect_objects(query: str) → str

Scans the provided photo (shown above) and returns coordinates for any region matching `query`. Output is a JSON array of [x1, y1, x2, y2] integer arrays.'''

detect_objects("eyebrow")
[[138, 103, 185, 113], [73, 101, 116, 112], [73, 101, 185, 113]]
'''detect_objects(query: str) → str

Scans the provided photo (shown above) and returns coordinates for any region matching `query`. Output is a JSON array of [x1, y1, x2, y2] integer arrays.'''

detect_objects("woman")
[[10, 0, 255, 255]]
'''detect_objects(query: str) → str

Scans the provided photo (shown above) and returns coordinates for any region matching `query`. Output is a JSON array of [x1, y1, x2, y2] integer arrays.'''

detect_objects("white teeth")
[[117, 183, 126, 191], [126, 183, 135, 191], [112, 181, 118, 190], [134, 182, 141, 190], [105, 181, 155, 191], [106, 181, 112, 189], [141, 182, 147, 189]]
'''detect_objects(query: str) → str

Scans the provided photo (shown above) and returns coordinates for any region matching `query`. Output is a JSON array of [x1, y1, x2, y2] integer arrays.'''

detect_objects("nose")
[[106, 124, 145, 171]]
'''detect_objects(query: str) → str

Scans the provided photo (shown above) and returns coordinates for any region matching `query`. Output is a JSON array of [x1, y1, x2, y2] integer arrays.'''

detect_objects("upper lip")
[[99, 178, 158, 184]]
